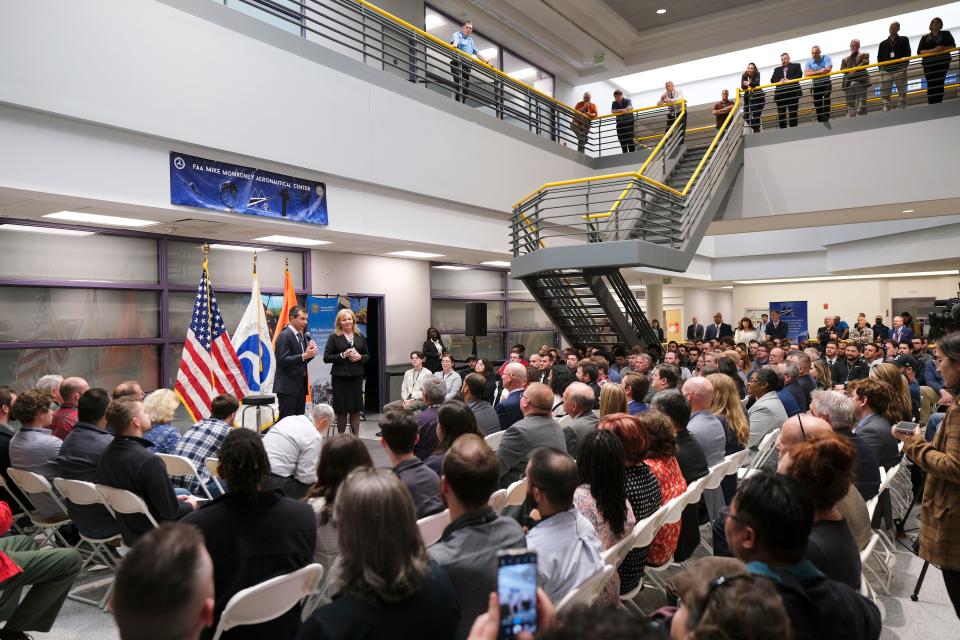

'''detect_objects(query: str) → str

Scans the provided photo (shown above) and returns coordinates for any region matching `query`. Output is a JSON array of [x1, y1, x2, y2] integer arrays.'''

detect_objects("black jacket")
[[323, 333, 370, 377], [877, 34, 911, 68], [422, 339, 445, 374], [674, 430, 709, 563], [274, 325, 314, 395], [833, 358, 870, 386], [771, 62, 803, 99], [765, 320, 789, 340]]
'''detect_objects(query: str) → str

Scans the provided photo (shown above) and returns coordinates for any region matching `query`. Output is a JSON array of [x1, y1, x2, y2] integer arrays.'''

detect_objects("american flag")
[[175, 265, 249, 421]]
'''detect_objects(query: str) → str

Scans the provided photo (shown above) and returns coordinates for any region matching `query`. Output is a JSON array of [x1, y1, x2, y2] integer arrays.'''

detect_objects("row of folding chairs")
[[416, 476, 529, 547]]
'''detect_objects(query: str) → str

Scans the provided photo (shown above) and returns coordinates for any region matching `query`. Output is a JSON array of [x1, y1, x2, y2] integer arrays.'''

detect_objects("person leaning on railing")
[[804, 45, 834, 123], [658, 81, 685, 144], [572, 91, 597, 153], [771, 52, 803, 128], [611, 90, 636, 153], [449, 20, 489, 104], [741, 62, 764, 132], [840, 39, 870, 117], [917, 17, 956, 105], [877, 20, 912, 110]]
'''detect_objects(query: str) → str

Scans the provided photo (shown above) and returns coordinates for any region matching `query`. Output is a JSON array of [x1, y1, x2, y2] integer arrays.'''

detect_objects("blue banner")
[[769, 301, 809, 343], [306, 296, 341, 406], [170, 152, 328, 225]]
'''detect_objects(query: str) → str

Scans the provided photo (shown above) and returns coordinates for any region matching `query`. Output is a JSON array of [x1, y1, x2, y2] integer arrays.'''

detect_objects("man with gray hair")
[[787, 352, 815, 406], [261, 403, 330, 498], [810, 389, 880, 500], [560, 382, 597, 455], [414, 377, 447, 461], [841, 38, 870, 117], [773, 363, 802, 417], [36, 374, 64, 406], [496, 383, 566, 487]]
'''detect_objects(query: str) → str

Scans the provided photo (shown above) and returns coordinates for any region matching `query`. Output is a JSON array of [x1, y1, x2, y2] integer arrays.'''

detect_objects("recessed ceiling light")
[[387, 250, 445, 259], [481, 261, 512, 268], [722, 286, 734, 289], [253, 235, 330, 246], [734, 270, 959, 285], [209, 244, 270, 253], [902, 209, 915, 213], [433, 265, 471, 271], [44, 211, 158, 227], [0, 223, 94, 237], [656, 8, 667, 15]]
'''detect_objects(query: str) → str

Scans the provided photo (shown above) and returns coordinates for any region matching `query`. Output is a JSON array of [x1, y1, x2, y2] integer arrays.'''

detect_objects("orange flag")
[[272, 266, 298, 348]]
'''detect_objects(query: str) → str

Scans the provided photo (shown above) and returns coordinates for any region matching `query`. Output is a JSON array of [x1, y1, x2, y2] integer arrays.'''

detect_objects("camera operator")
[[893, 331, 960, 618]]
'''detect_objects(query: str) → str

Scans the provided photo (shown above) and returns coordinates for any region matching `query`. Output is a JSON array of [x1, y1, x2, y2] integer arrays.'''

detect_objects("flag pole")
[[203, 242, 214, 388], [254, 252, 262, 377]]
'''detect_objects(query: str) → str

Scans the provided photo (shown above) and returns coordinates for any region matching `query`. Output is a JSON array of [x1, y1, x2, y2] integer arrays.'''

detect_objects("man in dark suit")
[[889, 315, 914, 344], [705, 313, 733, 341], [274, 306, 317, 420], [765, 310, 789, 340], [686, 317, 704, 341], [848, 379, 900, 470], [495, 363, 527, 431], [771, 52, 803, 128]]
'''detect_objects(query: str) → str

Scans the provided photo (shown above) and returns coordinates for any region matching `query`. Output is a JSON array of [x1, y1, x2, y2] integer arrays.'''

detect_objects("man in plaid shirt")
[[173, 395, 239, 496]]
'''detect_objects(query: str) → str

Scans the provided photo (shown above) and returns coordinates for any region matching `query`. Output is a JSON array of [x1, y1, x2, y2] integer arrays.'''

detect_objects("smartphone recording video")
[[497, 550, 537, 640]]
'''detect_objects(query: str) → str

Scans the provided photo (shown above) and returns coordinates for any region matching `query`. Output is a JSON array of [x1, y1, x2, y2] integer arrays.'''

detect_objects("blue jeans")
[[926, 413, 945, 441]]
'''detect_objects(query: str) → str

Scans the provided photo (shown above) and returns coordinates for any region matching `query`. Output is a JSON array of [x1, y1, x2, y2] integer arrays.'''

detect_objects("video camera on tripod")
[[925, 286, 960, 340]]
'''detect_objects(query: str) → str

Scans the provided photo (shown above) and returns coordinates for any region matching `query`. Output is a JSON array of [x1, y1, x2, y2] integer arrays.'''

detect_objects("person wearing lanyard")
[[804, 45, 834, 122], [877, 21, 912, 110], [385, 351, 432, 413], [450, 20, 488, 104]]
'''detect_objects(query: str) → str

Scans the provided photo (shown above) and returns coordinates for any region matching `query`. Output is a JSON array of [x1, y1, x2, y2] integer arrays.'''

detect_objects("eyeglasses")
[[702, 574, 751, 608], [797, 412, 807, 441], [718, 506, 749, 527]]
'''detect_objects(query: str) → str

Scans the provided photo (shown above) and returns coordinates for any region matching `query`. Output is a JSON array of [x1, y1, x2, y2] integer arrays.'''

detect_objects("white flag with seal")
[[232, 269, 277, 428]]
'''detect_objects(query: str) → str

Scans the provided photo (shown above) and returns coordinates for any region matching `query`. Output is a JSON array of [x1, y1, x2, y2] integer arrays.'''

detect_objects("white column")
[[646, 283, 663, 327]]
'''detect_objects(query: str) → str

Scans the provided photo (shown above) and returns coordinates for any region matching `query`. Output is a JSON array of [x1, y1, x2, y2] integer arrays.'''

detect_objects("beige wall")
[[311, 250, 430, 366]]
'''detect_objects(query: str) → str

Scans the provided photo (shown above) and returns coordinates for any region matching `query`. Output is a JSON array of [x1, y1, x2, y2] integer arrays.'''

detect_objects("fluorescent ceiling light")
[[253, 235, 330, 246], [387, 250, 445, 259], [44, 211, 158, 227], [722, 286, 734, 289], [481, 261, 511, 268], [479, 47, 498, 60], [656, 8, 667, 14], [209, 244, 269, 253], [902, 209, 915, 213], [424, 13, 445, 31], [507, 67, 537, 81], [735, 270, 959, 285], [0, 223, 94, 237], [432, 265, 471, 271]]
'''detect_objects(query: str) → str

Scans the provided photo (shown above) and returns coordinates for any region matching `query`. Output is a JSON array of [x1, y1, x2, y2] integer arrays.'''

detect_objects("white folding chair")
[[54, 478, 121, 609], [487, 488, 508, 514], [96, 484, 160, 549], [616, 505, 669, 615], [859, 568, 886, 623], [702, 461, 729, 492], [205, 457, 225, 495], [554, 565, 616, 615], [644, 480, 709, 597], [5, 468, 73, 548], [725, 448, 749, 471], [157, 453, 214, 499], [417, 509, 451, 547], [498, 478, 527, 515], [740, 429, 779, 477], [484, 430, 505, 450], [212, 563, 324, 640]]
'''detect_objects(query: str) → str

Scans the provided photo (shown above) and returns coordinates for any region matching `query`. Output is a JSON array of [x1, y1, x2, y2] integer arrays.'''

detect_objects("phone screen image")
[[497, 552, 537, 639]]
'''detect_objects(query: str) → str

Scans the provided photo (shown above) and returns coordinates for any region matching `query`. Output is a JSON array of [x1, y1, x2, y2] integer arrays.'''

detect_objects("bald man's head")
[[682, 376, 714, 411], [522, 382, 554, 415], [503, 362, 528, 391], [60, 377, 89, 404], [776, 414, 832, 459]]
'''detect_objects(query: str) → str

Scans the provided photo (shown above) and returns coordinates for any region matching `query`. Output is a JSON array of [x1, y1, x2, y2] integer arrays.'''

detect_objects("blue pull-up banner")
[[170, 152, 328, 225]]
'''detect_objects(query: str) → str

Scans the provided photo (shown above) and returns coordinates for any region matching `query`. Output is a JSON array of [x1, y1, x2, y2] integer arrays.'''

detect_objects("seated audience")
[[598, 382, 627, 417], [0, 386, 27, 514], [392, 350, 431, 412], [424, 400, 481, 475], [0, 499, 82, 639], [379, 410, 443, 518], [780, 433, 862, 589], [810, 389, 881, 500], [97, 396, 200, 544], [298, 469, 459, 640], [651, 389, 710, 482], [51, 377, 89, 440], [413, 377, 445, 460], [112, 380, 144, 401], [648, 364, 680, 402], [725, 473, 881, 639], [786, 352, 816, 406], [496, 383, 567, 487], [184, 428, 316, 639], [575, 360, 602, 408], [525, 447, 604, 603], [746, 367, 788, 450], [461, 373, 500, 435], [548, 364, 576, 416], [262, 402, 328, 499], [435, 353, 462, 401], [112, 523, 215, 640], [142, 388, 182, 454], [848, 378, 901, 469], [174, 394, 240, 497], [56, 387, 119, 539], [496, 363, 527, 430], [669, 557, 791, 640], [306, 434, 373, 602], [559, 382, 597, 455], [572, 429, 636, 603], [430, 435, 525, 640], [623, 373, 649, 415], [9, 389, 65, 517], [35, 375, 64, 407], [871, 362, 914, 422], [633, 411, 686, 565], [778, 362, 808, 414], [681, 377, 725, 519]]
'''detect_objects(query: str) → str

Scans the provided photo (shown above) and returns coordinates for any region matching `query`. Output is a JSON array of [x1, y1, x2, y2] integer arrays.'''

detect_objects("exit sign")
[[662, 277, 672, 284], [594, 53, 605, 65]]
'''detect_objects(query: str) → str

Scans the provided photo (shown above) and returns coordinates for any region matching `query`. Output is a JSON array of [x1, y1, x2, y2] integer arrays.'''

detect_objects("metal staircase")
[[511, 100, 745, 355]]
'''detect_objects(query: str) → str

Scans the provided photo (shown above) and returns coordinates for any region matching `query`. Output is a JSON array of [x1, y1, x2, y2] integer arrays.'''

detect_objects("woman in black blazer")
[[323, 309, 370, 435], [741, 62, 765, 132], [474, 358, 498, 405], [422, 327, 445, 374]]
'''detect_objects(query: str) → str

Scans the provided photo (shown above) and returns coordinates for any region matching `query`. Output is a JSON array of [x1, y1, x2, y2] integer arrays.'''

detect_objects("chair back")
[[7, 467, 68, 512], [555, 565, 615, 614], [681, 476, 707, 507], [634, 504, 669, 547], [157, 453, 213, 499], [865, 496, 879, 522], [702, 461, 728, 491], [487, 488, 508, 513], [96, 484, 160, 528], [725, 448, 749, 470], [205, 457, 224, 495], [417, 509, 451, 547], [484, 430, 505, 450], [500, 478, 527, 513], [601, 528, 638, 568], [750, 428, 780, 469], [877, 463, 900, 496], [54, 478, 113, 511], [212, 564, 324, 640]]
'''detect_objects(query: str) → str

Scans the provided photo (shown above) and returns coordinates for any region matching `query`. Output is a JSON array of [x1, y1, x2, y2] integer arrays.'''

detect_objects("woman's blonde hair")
[[706, 373, 749, 447], [599, 383, 628, 417], [811, 360, 832, 389], [333, 308, 357, 336], [870, 363, 912, 422], [143, 388, 179, 425]]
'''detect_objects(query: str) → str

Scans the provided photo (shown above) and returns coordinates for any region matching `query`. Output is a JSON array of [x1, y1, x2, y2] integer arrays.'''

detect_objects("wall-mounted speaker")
[[465, 302, 488, 337]]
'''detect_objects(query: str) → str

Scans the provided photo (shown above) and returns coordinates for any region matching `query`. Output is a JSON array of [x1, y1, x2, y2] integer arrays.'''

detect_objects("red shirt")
[[51, 404, 79, 440], [0, 502, 23, 583], [645, 456, 687, 566], [713, 99, 734, 127]]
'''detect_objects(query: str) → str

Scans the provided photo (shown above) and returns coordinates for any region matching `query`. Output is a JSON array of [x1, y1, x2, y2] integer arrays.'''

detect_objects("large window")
[[0, 222, 309, 395], [430, 264, 557, 362]]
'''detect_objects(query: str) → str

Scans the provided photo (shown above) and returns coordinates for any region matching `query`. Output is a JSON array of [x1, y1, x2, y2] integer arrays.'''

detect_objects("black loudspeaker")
[[465, 302, 488, 337]]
